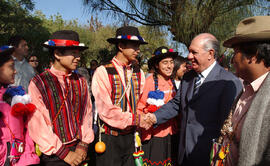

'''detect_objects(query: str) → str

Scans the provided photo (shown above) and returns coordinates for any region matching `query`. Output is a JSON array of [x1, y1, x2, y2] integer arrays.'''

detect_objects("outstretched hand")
[[64, 151, 83, 166], [140, 113, 157, 130], [75, 147, 87, 161]]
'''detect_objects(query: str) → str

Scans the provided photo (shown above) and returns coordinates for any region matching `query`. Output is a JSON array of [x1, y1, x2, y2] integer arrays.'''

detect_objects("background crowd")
[[0, 4, 269, 166]]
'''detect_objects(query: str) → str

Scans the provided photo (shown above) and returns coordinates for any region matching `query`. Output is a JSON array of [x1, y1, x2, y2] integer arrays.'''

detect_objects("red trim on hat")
[[51, 39, 80, 46]]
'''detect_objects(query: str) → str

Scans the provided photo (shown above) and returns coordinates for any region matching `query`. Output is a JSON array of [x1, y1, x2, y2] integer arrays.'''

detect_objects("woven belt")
[[103, 124, 135, 136]]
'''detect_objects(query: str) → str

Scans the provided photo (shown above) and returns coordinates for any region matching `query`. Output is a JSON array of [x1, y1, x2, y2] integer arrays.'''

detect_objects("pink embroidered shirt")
[[27, 66, 94, 159], [91, 57, 145, 129], [137, 74, 178, 140], [0, 87, 40, 166]]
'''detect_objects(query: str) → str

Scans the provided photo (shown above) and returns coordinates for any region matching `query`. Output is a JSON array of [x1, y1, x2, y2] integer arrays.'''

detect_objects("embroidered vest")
[[104, 62, 141, 114], [32, 70, 88, 143]]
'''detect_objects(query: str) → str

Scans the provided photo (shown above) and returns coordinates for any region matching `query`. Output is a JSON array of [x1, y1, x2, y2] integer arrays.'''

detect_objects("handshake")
[[139, 113, 157, 130], [63, 143, 88, 166]]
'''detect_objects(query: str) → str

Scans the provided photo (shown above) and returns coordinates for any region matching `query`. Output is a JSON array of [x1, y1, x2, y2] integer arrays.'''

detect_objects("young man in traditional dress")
[[27, 30, 94, 166], [92, 26, 147, 166]]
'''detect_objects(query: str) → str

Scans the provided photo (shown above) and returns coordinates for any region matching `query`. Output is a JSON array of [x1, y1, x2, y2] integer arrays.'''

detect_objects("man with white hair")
[[142, 33, 243, 166]]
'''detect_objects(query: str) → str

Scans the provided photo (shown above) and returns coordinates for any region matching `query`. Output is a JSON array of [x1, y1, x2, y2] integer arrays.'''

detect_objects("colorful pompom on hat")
[[151, 46, 178, 64], [107, 26, 148, 45], [0, 45, 14, 56], [146, 90, 165, 113], [5, 86, 36, 116], [42, 30, 88, 50]]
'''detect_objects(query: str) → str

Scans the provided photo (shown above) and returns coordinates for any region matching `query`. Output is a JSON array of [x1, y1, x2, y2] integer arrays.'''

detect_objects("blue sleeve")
[[154, 87, 181, 125]]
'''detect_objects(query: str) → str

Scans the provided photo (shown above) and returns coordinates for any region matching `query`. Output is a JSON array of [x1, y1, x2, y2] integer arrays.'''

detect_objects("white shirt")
[[11, 57, 36, 92], [200, 61, 216, 84]]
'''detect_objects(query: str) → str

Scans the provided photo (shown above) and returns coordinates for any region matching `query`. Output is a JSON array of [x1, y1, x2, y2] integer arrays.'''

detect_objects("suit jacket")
[[237, 73, 270, 166], [154, 63, 242, 166]]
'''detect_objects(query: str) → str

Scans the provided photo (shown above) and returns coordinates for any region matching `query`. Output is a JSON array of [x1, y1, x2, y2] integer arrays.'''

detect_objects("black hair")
[[0, 53, 13, 68], [115, 44, 120, 52], [27, 55, 37, 62], [236, 41, 270, 67], [90, 59, 98, 65], [172, 56, 187, 79], [8, 35, 26, 47], [153, 70, 177, 91], [115, 41, 140, 53], [147, 57, 155, 72], [49, 48, 67, 62], [0, 53, 13, 88]]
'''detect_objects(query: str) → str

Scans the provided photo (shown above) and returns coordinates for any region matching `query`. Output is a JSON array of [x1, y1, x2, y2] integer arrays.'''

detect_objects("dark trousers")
[[96, 133, 135, 166], [40, 155, 69, 166]]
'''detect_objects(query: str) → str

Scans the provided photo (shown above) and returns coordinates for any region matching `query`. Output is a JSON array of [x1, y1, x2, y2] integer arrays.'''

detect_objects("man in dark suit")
[[141, 33, 243, 166]]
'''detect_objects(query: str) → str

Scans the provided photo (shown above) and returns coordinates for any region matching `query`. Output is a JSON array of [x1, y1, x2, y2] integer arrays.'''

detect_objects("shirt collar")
[[50, 65, 72, 77], [112, 57, 132, 69], [12, 56, 25, 63], [249, 72, 269, 92], [200, 61, 216, 78]]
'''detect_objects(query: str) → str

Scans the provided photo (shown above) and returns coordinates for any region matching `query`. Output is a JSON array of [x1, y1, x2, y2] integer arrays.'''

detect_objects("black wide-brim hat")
[[42, 30, 88, 50], [107, 26, 148, 45], [151, 46, 178, 64], [0, 46, 15, 56]]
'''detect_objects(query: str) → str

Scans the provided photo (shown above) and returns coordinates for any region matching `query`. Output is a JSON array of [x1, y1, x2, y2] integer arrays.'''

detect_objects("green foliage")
[[34, 11, 169, 67], [83, 0, 270, 71], [0, 0, 50, 69], [139, 26, 169, 62], [0, 0, 171, 69], [82, 0, 270, 46]]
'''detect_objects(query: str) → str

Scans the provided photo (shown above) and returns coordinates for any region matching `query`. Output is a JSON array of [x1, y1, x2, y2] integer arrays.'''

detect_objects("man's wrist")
[[151, 113, 157, 124], [56, 145, 70, 160], [76, 142, 89, 152]]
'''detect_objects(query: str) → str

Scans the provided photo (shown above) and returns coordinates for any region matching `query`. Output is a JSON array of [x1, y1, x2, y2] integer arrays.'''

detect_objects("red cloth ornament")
[[146, 105, 161, 113], [25, 103, 36, 115], [11, 103, 28, 116], [11, 103, 36, 117]]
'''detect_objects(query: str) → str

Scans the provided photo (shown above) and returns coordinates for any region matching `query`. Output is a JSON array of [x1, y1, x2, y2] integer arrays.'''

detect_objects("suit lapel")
[[186, 77, 195, 102], [192, 63, 220, 101], [181, 70, 196, 107]]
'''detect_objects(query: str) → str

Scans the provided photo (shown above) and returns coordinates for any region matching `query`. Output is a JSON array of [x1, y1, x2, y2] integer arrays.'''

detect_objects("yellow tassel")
[[35, 144, 42, 157], [135, 132, 141, 147]]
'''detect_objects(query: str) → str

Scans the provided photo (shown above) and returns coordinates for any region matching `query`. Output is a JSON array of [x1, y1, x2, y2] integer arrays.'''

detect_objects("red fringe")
[[11, 103, 27, 116], [147, 105, 161, 113], [25, 103, 36, 115], [11, 103, 36, 116]]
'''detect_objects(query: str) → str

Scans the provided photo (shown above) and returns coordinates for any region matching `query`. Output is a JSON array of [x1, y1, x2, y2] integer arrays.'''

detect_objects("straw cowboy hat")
[[107, 26, 148, 44], [0, 45, 15, 56], [223, 16, 270, 48], [42, 30, 88, 50]]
